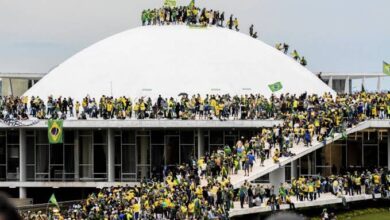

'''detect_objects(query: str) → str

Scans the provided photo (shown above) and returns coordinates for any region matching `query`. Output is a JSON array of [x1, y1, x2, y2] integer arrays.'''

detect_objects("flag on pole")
[[189, 0, 195, 8], [383, 61, 390, 76], [327, 127, 335, 139], [268, 82, 283, 92], [48, 119, 63, 144], [48, 194, 59, 208]]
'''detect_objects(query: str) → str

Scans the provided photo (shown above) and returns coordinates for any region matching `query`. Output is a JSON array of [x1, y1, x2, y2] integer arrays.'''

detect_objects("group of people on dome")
[[141, 6, 240, 31], [275, 43, 307, 66]]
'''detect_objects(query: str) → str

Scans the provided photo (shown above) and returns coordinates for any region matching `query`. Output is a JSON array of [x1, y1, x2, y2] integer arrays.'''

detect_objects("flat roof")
[[0, 119, 283, 129], [316, 72, 388, 79], [0, 72, 46, 80]]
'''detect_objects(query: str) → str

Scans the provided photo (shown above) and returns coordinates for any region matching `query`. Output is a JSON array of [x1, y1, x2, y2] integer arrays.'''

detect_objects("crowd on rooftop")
[[1, 92, 390, 123], [141, 6, 241, 32]]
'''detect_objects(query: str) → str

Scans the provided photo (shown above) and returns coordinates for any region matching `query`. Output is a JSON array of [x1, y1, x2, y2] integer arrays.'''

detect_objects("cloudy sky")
[[0, 0, 389, 90]]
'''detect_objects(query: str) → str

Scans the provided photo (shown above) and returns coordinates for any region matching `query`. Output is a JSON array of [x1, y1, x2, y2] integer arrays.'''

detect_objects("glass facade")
[[297, 130, 388, 178]]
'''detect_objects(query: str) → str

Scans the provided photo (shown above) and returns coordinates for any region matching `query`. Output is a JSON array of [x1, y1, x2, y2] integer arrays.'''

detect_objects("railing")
[[17, 199, 82, 212]]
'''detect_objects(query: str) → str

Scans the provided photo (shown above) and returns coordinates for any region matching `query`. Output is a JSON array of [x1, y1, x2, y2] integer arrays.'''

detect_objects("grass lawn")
[[342, 211, 390, 220]]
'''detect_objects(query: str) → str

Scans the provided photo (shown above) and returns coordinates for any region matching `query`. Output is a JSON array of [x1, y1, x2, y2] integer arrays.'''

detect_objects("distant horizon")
[[0, 0, 389, 90]]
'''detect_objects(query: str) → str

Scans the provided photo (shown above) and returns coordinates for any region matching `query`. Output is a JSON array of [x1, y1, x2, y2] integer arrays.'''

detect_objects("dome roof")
[[24, 25, 335, 100]]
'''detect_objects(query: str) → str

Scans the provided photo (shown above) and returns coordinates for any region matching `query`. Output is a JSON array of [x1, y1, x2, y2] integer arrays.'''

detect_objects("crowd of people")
[[141, 5, 262, 40], [11, 91, 390, 219], [234, 168, 390, 214], [141, 6, 239, 31], [1, 92, 390, 123]]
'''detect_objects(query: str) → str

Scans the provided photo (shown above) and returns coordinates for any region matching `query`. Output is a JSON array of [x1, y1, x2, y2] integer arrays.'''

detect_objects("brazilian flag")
[[48, 119, 63, 144], [164, 0, 176, 8], [189, 0, 195, 8], [383, 61, 390, 76], [48, 193, 59, 208], [268, 82, 283, 92]]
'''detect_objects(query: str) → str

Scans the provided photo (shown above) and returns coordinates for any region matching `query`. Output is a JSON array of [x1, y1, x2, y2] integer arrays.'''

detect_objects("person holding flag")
[[47, 193, 60, 219]]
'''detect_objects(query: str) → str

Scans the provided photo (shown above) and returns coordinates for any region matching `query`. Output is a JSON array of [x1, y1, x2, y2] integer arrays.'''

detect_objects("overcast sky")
[[0, 0, 389, 90]]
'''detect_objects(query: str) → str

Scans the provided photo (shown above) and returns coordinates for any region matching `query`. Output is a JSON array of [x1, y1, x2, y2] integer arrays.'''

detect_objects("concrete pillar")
[[139, 136, 149, 179], [377, 77, 381, 92], [388, 130, 390, 170], [19, 187, 27, 199], [197, 129, 204, 159], [74, 130, 79, 181], [328, 76, 333, 88], [19, 128, 26, 198], [8, 78, 13, 96], [269, 166, 285, 194], [107, 129, 115, 182], [344, 77, 350, 94], [291, 160, 298, 180]]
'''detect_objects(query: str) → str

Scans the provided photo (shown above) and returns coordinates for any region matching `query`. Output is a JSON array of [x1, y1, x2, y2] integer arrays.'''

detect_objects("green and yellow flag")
[[383, 61, 390, 76], [48, 119, 63, 144], [268, 82, 283, 92], [189, 0, 195, 8], [48, 193, 59, 207], [164, 0, 176, 8]]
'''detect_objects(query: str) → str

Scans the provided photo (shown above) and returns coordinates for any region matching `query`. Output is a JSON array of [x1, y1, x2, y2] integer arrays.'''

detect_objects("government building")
[[0, 25, 389, 204]]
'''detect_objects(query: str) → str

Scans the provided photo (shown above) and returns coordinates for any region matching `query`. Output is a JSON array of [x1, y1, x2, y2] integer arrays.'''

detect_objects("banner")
[[164, 0, 177, 8], [383, 61, 390, 76], [48, 119, 63, 144], [268, 82, 283, 92]]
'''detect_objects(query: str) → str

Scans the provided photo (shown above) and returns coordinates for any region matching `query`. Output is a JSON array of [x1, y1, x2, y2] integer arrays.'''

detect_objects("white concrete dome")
[[24, 25, 335, 100]]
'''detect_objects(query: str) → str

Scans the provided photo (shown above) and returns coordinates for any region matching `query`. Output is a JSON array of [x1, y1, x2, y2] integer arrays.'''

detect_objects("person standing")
[[248, 185, 254, 208], [239, 185, 247, 208], [249, 24, 254, 36]]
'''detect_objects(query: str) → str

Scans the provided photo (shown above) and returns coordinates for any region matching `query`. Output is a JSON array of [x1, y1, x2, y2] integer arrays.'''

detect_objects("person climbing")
[[228, 14, 233, 29], [249, 24, 254, 36], [283, 43, 289, 54], [300, 56, 307, 66], [234, 18, 239, 31], [252, 32, 258, 39]]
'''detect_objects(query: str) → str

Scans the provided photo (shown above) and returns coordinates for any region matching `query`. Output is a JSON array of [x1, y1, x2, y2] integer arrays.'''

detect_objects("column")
[[139, 136, 149, 179], [388, 130, 390, 170], [107, 129, 115, 182], [19, 128, 26, 199], [377, 77, 381, 92], [290, 160, 297, 180], [344, 77, 350, 94], [74, 130, 79, 181], [327, 76, 333, 88], [269, 166, 285, 194], [197, 129, 204, 159]]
